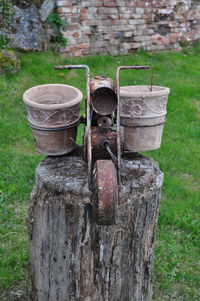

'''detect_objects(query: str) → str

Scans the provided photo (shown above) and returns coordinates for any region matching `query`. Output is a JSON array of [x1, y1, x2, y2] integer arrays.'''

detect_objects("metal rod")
[[116, 65, 150, 188], [55, 65, 92, 189]]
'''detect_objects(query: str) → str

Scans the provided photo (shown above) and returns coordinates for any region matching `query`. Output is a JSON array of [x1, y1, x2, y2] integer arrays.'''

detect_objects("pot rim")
[[23, 84, 83, 110], [120, 85, 170, 98]]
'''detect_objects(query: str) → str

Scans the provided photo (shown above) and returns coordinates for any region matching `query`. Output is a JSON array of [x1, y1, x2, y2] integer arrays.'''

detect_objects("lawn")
[[0, 46, 200, 300]]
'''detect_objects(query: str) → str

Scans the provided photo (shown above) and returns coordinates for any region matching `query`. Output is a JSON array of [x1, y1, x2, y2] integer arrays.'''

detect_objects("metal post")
[[116, 65, 150, 187], [55, 65, 92, 188]]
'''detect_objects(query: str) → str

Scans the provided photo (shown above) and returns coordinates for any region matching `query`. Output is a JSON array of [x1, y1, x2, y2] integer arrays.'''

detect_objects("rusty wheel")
[[92, 160, 118, 226]]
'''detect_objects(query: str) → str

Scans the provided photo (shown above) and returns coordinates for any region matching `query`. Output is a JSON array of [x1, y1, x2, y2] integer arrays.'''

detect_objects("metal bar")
[[116, 65, 150, 188], [55, 65, 92, 189]]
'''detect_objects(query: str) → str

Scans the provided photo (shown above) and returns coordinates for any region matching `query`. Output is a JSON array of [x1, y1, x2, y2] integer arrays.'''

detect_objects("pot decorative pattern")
[[120, 95, 168, 119], [26, 104, 80, 128]]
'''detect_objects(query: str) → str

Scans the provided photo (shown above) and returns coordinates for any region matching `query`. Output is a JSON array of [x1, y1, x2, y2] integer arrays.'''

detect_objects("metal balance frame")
[[54, 65, 150, 226], [23, 64, 170, 226]]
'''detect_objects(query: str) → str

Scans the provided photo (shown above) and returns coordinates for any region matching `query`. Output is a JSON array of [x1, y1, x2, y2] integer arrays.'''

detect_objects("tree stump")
[[28, 148, 163, 301]]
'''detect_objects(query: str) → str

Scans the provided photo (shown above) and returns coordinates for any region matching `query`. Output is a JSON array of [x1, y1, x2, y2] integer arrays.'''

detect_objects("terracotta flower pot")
[[23, 84, 83, 155], [120, 85, 170, 151]]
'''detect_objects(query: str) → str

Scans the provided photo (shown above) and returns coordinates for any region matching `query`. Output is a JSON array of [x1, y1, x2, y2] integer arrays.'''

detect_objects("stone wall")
[[1, 0, 56, 51], [57, 0, 200, 57]]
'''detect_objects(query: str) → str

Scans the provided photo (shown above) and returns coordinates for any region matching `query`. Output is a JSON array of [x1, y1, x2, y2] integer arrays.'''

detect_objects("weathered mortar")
[[56, 0, 200, 57]]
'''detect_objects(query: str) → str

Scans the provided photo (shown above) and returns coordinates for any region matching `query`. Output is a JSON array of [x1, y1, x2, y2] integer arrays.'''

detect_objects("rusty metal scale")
[[54, 65, 150, 225], [23, 63, 170, 226]]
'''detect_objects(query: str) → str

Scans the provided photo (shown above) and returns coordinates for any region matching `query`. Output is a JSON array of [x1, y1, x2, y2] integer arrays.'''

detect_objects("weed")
[[0, 34, 10, 49], [46, 7, 67, 48]]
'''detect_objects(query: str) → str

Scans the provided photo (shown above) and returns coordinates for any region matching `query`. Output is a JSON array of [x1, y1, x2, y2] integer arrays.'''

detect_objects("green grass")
[[0, 46, 200, 300]]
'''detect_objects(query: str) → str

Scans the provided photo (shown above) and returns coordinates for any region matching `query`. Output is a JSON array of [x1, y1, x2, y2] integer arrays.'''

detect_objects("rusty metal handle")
[[116, 65, 150, 187], [55, 65, 92, 189]]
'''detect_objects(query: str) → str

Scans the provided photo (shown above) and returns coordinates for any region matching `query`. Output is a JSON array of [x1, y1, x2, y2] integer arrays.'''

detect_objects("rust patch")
[[92, 160, 118, 225]]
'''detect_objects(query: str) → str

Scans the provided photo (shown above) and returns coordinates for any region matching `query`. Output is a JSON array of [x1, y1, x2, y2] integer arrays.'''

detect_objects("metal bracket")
[[116, 65, 150, 187], [54, 65, 92, 189]]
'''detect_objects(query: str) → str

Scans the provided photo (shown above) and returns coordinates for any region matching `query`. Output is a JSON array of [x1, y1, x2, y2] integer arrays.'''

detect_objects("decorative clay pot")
[[23, 84, 83, 155], [120, 85, 170, 151]]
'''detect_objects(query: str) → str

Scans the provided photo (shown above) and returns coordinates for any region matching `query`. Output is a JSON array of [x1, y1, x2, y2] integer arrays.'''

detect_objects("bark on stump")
[[28, 148, 163, 301]]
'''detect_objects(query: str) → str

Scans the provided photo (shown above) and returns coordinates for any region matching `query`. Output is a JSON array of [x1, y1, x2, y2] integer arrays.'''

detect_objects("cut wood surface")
[[28, 147, 163, 301]]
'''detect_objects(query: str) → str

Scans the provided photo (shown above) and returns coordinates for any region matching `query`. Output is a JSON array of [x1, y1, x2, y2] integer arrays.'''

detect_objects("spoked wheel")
[[92, 160, 118, 226]]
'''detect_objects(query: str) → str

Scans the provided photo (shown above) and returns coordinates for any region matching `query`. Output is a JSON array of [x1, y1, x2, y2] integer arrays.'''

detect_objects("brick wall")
[[56, 0, 200, 57]]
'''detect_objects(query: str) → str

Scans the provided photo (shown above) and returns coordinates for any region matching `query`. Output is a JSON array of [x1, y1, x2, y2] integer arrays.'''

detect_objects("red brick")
[[80, 14, 87, 21], [83, 27, 91, 35], [57, 1, 72, 6], [81, 8, 87, 14], [67, 46, 77, 52], [103, 1, 116, 7], [74, 49, 83, 57], [73, 32, 79, 37], [78, 43, 89, 49]]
